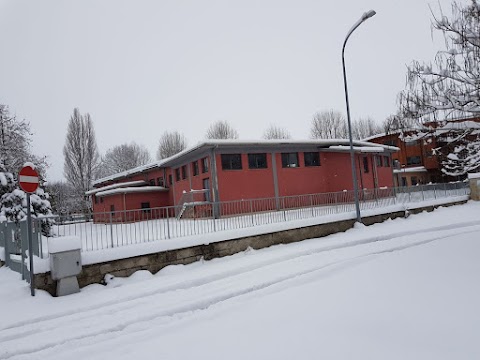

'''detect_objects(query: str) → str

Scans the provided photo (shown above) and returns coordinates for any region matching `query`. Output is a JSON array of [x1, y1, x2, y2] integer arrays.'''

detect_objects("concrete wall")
[[32, 200, 466, 296]]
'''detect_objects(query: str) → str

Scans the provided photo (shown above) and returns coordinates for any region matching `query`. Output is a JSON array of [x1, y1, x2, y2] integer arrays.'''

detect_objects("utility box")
[[468, 173, 480, 201], [48, 236, 82, 296]]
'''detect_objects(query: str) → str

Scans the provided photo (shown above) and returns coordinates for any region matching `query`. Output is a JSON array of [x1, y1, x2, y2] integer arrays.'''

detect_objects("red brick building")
[[87, 140, 397, 220], [366, 118, 480, 186]]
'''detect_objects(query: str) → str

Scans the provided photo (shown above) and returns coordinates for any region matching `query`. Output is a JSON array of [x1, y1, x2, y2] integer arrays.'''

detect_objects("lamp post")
[[342, 10, 376, 223]]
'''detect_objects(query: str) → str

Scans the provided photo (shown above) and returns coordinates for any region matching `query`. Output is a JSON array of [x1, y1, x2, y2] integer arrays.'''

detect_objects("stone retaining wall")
[[33, 201, 465, 296]]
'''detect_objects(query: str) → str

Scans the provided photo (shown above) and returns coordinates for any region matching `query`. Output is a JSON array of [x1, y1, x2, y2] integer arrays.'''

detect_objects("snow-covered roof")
[[93, 139, 399, 186], [393, 166, 428, 174], [96, 186, 169, 197], [86, 180, 146, 195], [327, 146, 385, 153]]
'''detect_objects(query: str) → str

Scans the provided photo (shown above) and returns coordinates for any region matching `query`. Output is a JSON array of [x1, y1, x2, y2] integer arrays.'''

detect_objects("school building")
[[87, 139, 398, 221]]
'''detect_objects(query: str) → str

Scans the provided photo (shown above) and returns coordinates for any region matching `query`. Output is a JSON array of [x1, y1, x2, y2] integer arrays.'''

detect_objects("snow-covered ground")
[[1, 201, 479, 359]]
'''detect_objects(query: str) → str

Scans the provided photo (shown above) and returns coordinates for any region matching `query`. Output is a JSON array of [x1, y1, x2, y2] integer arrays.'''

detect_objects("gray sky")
[[0, 0, 454, 181]]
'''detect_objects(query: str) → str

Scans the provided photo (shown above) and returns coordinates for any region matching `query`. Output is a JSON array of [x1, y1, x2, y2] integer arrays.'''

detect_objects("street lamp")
[[342, 10, 376, 223]]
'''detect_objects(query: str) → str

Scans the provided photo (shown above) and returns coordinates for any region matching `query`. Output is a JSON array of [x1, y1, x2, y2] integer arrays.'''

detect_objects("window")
[[375, 156, 382, 167], [304, 152, 320, 167], [168, 174, 173, 186], [141, 202, 151, 214], [100, 197, 103, 203], [383, 156, 390, 167], [248, 153, 267, 169], [157, 177, 164, 187], [363, 157, 369, 173], [383, 140, 396, 146], [149, 179, 155, 186], [94, 196, 98, 204], [411, 176, 418, 186], [110, 204, 115, 212], [192, 161, 199, 176], [203, 178, 210, 202], [405, 140, 418, 147], [202, 157, 209, 173], [281, 153, 299, 168], [221, 154, 242, 170], [181, 165, 187, 180], [407, 156, 421, 165], [175, 168, 180, 181], [401, 177, 407, 187]]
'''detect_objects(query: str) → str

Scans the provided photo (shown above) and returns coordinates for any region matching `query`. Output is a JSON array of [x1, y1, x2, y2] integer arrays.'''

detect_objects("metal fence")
[[39, 182, 469, 254]]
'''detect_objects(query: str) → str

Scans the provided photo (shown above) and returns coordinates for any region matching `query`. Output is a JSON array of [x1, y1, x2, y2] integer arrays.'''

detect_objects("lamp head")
[[362, 10, 376, 20]]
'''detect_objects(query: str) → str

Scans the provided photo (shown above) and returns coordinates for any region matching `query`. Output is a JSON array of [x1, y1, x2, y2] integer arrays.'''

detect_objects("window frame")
[[406, 156, 421, 166], [363, 156, 369, 173], [281, 152, 299, 168], [304, 152, 320, 167], [202, 157, 209, 173], [141, 202, 151, 214], [248, 153, 268, 169], [192, 161, 199, 176], [181, 165, 187, 180], [221, 154, 243, 170], [175, 168, 181, 182], [157, 177, 164, 187]]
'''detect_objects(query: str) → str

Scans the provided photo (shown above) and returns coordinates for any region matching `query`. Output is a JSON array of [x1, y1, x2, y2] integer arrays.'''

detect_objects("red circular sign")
[[19, 165, 39, 193]]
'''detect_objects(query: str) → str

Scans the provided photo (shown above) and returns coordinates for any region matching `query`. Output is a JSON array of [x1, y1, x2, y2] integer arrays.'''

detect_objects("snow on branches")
[[0, 165, 54, 235], [441, 140, 480, 176], [401, 1, 480, 121]]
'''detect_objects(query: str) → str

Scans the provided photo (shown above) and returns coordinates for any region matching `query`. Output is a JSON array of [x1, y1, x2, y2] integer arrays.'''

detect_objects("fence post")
[[109, 212, 114, 248], [433, 185, 437, 199], [282, 198, 286, 221], [166, 208, 171, 239], [421, 185, 425, 201], [250, 200, 254, 226], [310, 195, 314, 216]]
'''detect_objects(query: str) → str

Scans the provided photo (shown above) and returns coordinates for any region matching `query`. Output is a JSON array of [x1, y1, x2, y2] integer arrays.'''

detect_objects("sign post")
[[19, 164, 39, 297]]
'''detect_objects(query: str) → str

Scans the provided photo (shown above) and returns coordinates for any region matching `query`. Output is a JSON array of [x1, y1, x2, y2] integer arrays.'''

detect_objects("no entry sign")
[[19, 165, 39, 193]]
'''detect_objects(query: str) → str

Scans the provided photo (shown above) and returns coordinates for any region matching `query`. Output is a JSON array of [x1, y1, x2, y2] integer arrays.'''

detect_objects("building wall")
[[91, 148, 395, 216], [216, 153, 276, 201]]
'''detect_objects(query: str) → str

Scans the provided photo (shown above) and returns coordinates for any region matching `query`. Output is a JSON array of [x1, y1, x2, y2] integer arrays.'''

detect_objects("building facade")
[[366, 117, 480, 187], [88, 140, 397, 221]]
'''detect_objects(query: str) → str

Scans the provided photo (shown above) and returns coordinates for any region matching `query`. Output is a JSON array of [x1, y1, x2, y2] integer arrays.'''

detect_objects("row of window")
[[171, 157, 209, 183], [221, 152, 321, 170], [112, 153, 392, 191]]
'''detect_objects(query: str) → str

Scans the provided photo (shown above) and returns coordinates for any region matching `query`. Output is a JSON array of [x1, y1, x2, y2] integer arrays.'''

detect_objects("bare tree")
[[45, 181, 83, 215], [352, 117, 383, 140], [382, 114, 417, 135], [156, 131, 187, 159], [401, 1, 480, 122], [99, 142, 151, 177], [0, 104, 47, 174], [262, 124, 291, 140], [63, 108, 100, 208], [310, 110, 348, 139], [205, 120, 239, 139], [398, 1, 480, 176]]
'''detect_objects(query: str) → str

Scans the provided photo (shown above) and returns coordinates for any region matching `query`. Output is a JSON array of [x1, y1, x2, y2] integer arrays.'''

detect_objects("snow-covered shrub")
[[0, 165, 54, 236]]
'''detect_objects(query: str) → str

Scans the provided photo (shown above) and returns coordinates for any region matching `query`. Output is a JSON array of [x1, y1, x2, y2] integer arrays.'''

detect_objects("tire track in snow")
[[1, 225, 479, 360], [1, 219, 479, 336]]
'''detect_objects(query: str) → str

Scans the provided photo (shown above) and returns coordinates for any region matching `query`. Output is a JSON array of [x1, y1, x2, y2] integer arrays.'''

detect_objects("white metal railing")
[[28, 182, 469, 254]]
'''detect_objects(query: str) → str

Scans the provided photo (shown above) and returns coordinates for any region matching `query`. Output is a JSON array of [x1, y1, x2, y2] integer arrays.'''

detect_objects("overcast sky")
[[0, 0, 455, 181]]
